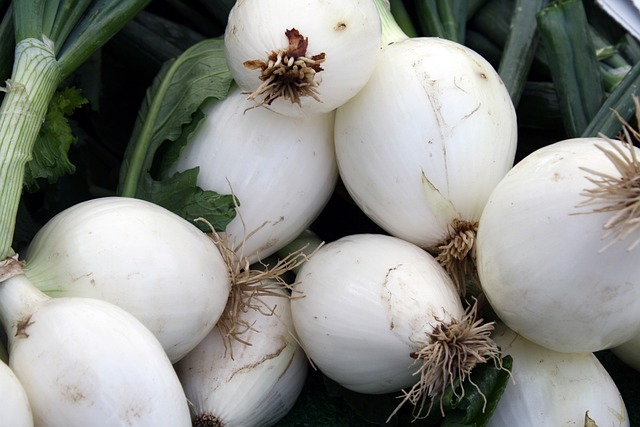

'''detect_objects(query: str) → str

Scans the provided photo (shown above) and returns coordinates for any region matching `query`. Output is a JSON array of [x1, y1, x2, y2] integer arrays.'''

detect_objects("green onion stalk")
[[0, 0, 150, 260], [536, 0, 605, 138]]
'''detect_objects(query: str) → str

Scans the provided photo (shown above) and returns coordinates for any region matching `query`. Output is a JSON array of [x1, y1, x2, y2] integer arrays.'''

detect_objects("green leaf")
[[12, 0, 46, 41], [23, 87, 87, 192], [109, 10, 205, 79], [440, 355, 513, 427], [117, 37, 237, 232], [138, 170, 236, 233], [415, 0, 467, 42], [536, 0, 606, 137], [56, 0, 151, 79]]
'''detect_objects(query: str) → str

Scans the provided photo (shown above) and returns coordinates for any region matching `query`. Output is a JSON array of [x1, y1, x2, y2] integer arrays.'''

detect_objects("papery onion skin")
[[175, 293, 307, 427], [476, 138, 640, 353], [169, 87, 338, 264], [0, 359, 33, 427], [334, 37, 517, 249], [224, 0, 381, 117], [290, 233, 463, 394], [23, 197, 231, 363], [488, 323, 629, 427]]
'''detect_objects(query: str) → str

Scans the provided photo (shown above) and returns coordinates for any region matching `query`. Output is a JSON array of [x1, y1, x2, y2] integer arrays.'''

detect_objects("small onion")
[[175, 289, 307, 427], [0, 272, 191, 426], [334, 5, 517, 291], [290, 233, 501, 419], [169, 87, 338, 264], [223, 0, 382, 117], [23, 197, 231, 363], [0, 359, 33, 427], [488, 323, 629, 427], [476, 137, 640, 353]]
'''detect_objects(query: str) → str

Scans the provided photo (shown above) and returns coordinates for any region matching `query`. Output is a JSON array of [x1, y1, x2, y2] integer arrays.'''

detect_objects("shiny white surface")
[[290, 233, 463, 394], [335, 37, 517, 248], [171, 88, 338, 264], [489, 323, 629, 427], [224, 0, 381, 117], [24, 196, 231, 363], [477, 138, 640, 353]]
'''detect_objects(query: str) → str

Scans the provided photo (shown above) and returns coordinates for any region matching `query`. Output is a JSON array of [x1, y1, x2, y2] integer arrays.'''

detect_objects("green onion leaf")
[[118, 37, 237, 232], [536, 0, 605, 137], [23, 87, 87, 192], [498, 0, 549, 106]]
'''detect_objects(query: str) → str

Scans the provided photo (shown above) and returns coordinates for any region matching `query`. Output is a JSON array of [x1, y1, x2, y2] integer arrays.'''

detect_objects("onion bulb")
[[169, 87, 338, 264], [0, 264, 191, 426], [334, 3, 517, 292], [476, 137, 640, 353], [611, 333, 640, 372], [22, 197, 231, 363], [488, 323, 629, 427], [0, 358, 33, 427], [223, 0, 382, 117], [175, 288, 307, 427], [290, 233, 501, 418]]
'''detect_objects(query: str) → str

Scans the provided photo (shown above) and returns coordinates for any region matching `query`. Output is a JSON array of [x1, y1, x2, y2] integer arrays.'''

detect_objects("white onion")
[[611, 333, 640, 372], [290, 232, 500, 416], [175, 290, 307, 427], [0, 359, 33, 427], [334, 34, 517, 251], [169, 87, 338, 264], [488, 323, 629, 427], [334, 13, 516, 291], [23, 196, 231, 363], [476, 137, 640, 353], [0, 272, 191, 426], [224, 0, 381, 117]]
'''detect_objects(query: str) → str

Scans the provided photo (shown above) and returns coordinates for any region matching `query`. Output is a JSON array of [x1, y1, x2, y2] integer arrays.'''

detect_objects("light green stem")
[[374, 0, 410, 46], [0, 37, 60, 259]]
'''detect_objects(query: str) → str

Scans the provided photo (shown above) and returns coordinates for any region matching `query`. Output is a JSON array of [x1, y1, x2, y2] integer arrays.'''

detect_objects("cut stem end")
[[243, 28, 325, 109], [193, 413, 224, 427], [434, 219, 479, 295]]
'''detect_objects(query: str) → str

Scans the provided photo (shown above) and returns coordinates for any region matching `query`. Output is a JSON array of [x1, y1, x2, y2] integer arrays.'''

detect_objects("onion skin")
[[170, 87, 338, 264], [290, 233, 463, 394], [224, 0, 381, 117], [23, 196, 231, 363], [488, 323, 629, 427], [0, 275, 192, 427], [175, 293, 307, 427], [0, 359, 33, 427], [335, 37, 517, 249], [476, 138, 640, 353]]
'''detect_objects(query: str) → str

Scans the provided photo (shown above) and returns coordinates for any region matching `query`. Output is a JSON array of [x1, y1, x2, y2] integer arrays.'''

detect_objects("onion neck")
[[434, 219, 479, 296], [0, 37, 61, 259], [373, 0, 411, 46], [0, 268, 50, 346]]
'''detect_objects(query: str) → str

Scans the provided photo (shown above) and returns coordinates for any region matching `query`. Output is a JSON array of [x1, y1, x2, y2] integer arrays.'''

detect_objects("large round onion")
[[476, 137, 640, 353]]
